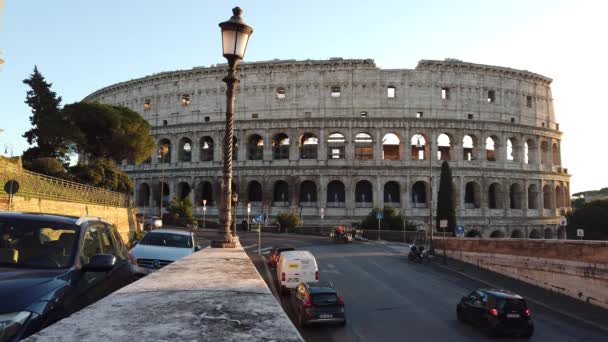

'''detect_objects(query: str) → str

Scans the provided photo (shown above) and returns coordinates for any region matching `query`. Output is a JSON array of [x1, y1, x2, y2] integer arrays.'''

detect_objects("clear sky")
[[0, 0, 606, 193]]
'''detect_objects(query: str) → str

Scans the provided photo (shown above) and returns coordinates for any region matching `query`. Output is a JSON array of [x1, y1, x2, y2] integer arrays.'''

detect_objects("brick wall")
[[435, 238, 608, 309]]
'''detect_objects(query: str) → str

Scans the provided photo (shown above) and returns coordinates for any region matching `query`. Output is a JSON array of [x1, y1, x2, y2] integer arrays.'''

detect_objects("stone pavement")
[[27, 238, 303, 342]]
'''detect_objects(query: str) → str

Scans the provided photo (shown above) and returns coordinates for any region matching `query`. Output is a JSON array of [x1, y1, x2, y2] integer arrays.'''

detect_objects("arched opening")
[[555, 185, 563, 208], [437, 133, 452, 160], [466, 230, 481, 238], [327, 132, 346, 159], [299, 181, 317, 206], [247, 181, 262, 203], [199, 137, 214, 161], [137, 183, 151, 206], [528, 184, 539, 209], [552, 143, 560, 166], [178, 137, 192, 162], [327, 180, 346, 207], [490, 230, 505, 238], [382, 133, 401, 160], [155, 181, 170, 207], [158, 139, 171, 163], [355, 133, 373, 160], [272, 133, 290, 160], [232, 137, 238, 161], [355, 180, 373, 207], [541, 141, 549, 166], [509, 183, 523, 209], [486, 137, 496, 161], [411, 134, 427, 160], [247, 134, 264, 160], [525, 139, 536, 164], [529, 229, 541, 239], [464, 182, 481, 209], [543, 185, 553, 209], [177, 182, 191, 200], [544, 228, 554, 239], [412, 181, 428, 208], [299, 133, 318, 159], [506, 138, 518, 162], [462, 135, 476, 161], [384, 181, 400, 205], [557, 227, 566, 239], [510, 230, 524, 238], [196, 181, 214, 206], [488, 183, 503, 209], [273, 181, 289, 205]]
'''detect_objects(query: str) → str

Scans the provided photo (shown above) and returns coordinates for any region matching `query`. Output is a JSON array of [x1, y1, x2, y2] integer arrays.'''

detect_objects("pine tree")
[[22, 66, 69, 161], [436, 161, 456, 233]]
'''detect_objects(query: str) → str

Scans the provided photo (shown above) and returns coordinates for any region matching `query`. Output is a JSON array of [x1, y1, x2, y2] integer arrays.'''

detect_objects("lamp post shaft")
[[221, 61, 239, 243], [429, 141, 434, 252]]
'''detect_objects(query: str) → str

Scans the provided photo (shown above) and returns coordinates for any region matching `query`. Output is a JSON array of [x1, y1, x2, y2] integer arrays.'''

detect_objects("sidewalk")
[[375, 240, 608, 333]]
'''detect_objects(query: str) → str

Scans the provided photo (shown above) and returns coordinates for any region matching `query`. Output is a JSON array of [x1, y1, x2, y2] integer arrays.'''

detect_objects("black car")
[[0, 212, 135, 341], [457, 288, 534, 338], [290, 281, 346, 328]]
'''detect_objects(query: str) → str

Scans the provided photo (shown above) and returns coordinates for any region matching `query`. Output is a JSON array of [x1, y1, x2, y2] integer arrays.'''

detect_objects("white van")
[[277, 250, 318, 294]]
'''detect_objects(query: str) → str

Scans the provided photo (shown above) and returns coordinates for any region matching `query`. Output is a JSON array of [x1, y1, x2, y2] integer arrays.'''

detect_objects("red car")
[[267, 246, 295, 268]]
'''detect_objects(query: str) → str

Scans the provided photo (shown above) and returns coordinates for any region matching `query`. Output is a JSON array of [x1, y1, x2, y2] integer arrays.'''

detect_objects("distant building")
[[85, 58, 571, 239]]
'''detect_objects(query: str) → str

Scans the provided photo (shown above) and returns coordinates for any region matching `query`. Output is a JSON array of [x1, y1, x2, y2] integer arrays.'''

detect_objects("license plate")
[[507, 313, 520, 318], [319, 314, 333, 319], [288, 278, 299, 283], [289, 264, 299, 269]]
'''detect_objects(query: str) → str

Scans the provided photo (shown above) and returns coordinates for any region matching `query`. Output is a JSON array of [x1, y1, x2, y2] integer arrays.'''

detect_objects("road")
[[230, 231, 607, 342]]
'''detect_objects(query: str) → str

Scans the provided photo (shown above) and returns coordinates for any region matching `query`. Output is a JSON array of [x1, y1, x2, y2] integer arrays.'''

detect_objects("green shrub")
[[360, 207, 417, 231], [275, 211, 301, 232], [167, 197, 197, 227]]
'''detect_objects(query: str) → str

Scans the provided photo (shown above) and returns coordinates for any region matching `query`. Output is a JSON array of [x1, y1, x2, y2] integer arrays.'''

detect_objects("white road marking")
[[261, 247, 273, 252], [242, 244, 257, 250]]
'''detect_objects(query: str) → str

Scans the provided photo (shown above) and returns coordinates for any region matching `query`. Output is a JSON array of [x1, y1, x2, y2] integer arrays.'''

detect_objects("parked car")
[[290, 281, 346, 328], [277, 250, 318, 295], [143, 216, 163, 231], [0, 212, 135, 341], [129, 229, 201, 277], [456, 288, 534, 338], [267, 246, 295, 268]]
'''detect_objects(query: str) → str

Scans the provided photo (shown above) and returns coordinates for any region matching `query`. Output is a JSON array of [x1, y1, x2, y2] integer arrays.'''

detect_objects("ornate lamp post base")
[[211, 239, 236, 248]]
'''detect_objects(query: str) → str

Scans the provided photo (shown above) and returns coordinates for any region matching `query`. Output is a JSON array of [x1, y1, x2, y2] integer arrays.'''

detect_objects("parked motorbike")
[[408, 245, 425, 263]]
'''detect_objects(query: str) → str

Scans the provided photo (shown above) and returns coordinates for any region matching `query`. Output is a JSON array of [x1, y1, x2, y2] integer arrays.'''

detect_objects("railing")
[[0, 165, 130, 207]]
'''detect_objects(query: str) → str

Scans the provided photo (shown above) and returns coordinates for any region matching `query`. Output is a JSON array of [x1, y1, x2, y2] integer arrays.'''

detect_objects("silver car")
[[130, 229, 201, 276]]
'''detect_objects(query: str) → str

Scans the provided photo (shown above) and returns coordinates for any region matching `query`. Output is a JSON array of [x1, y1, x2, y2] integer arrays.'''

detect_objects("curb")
[[430, 258, 608, 335]]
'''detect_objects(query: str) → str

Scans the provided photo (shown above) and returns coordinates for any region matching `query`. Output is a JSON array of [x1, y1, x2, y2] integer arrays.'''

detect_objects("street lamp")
[[202, 199, 207, 229], [417, 136, 434, 252], [232, 192, 239, 238], [247, 202, 251, 231], [212, 7, 253, 248], [158, 145, 169, 218]]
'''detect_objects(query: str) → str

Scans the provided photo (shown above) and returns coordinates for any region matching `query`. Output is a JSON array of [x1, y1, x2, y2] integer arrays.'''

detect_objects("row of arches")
[[466, 228, 560, 240], [150, 132, 561, 165], [136, 179, 569, 210]]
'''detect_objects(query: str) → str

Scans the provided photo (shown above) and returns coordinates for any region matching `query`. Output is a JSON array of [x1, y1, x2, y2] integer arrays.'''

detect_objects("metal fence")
[[1, 164, 130, 207]]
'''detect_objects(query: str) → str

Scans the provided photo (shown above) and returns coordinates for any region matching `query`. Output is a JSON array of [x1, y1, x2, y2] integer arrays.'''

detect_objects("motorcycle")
[[408, 245, 426, 263]]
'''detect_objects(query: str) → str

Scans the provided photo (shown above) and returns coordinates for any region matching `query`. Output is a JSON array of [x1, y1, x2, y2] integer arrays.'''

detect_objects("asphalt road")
[[233, 231, 607, 342]]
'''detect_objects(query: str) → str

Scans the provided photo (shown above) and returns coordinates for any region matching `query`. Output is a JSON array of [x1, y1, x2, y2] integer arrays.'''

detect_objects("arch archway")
[[529, 229, 541, 239], [466, 230, 481, 238], [178, 137, 192, 162], [158, 139, 171, 163], [196, 181, 214, 206], [544, 228, 554, 239], [382, 133, 401, 160], [543, 185, 553, 209], [355, 180, 373, 207], [411, 134, 427, 160], [199, 136, 214, 161], [412, 181, 428, 208], [528, 184, 539, 209], [488, 182, 503, 209], [384, 181, 400, 204], [464, 181, 481, 209], [490, 230, 505, 238], [247, 135, 264, 160], [273, 181, 289, 205], [327, 180, 345, 206], [510, 230, 524, 238], [327, 132, 346, 159], [137, 183, 151, 206], [299, 181, 317, 205], [299, 133, 318, 159], [272, 133, 290, 160], [510, 183, 523, 209], [437, 133, 452, 160], [486, 137, 497, 161], [462, 134, 477, 161], [355, 133, 373, 160], [247, 181, 262, 203], [177, 182, 191, 200]]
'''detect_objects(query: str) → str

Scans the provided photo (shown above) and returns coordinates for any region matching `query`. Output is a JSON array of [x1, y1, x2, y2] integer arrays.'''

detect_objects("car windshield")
[[496, 297, 526, 311], [0, 219, 79, 269], [139, 232, 192, 248], [311, 293, 338, 305]]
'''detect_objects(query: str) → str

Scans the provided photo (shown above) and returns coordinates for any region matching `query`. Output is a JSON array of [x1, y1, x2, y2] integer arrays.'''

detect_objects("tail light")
[[337, 295, 345, 305], [488, 308, 499, 317], [281, 272, 285, 282], [128, 253, 137, 266], [303, 296, 312, 308], [524, 308, 531, 317], [315, 271, 319, 280]]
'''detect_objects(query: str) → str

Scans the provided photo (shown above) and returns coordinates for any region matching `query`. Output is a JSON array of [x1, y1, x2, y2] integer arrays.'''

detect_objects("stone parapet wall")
[[435, 238, 608, 309]]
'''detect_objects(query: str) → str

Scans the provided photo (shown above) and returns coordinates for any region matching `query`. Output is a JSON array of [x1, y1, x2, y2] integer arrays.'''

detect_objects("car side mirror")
[[83, 254, 116, 272], [132, 239, 139, 246], [194, 245, 202, 252]]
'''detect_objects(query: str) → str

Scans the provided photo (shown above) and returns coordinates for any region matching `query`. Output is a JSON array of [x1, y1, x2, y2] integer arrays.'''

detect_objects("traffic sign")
[[440, 220, 448, 228], [455, 224, 465, 238], [255, 214, 264, 223], [559, 217, 567, 226], [4, 180, 19, 195], [577, 229, 584, 237], [376, 211, 383, 220]]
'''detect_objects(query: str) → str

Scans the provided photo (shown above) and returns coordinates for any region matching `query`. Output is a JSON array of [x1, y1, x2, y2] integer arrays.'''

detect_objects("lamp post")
[[202, 199, 207, 229], [417, 136, 433, 252], [247, 202, 251, 231], [232, 192, 239, 238], [212, 7, 253, 247], [158, 145, 168, 218]]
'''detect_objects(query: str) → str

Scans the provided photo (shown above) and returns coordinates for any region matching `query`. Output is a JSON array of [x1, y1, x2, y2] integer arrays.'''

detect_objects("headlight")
[[0, 311, 31, 342]]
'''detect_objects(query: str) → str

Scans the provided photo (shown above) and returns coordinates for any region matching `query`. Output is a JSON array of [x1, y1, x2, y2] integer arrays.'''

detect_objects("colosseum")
[[84, 58, 571, 239]]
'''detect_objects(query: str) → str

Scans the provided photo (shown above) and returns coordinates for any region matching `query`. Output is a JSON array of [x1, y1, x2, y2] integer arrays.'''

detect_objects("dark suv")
[[456, 288, 534, 337], [290, 281, 346, 328], [0, 212, 135, 341]]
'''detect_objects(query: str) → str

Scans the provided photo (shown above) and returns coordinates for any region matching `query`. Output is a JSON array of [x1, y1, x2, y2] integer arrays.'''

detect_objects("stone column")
[[170, 134, 179, 164], [374, 176, 383, 209], [263, 130, 272, 161], [374, 129, 383, 161], [403, 176, 411, 209], [318, 128, 327, 161], [345, 127, 355, 160], [290, 128, 299, 161]]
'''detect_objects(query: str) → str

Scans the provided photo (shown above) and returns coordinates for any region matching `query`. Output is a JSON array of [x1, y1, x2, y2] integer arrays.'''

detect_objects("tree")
[[23, 157, 66, 178], [360, 207, 417, 231], [275, 211, 301, 232], [69, 158, 133, 193], [167, 197, 197, 226], [63, 102, 155, 164], [566, 199, 608, 240], [436, 161, 456, 233], [22, 66, 71, 162]]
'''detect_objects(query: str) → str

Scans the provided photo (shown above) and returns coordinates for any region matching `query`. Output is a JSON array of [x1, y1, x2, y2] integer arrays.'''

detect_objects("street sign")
[[255, 214, 264, 223], [577, 229, 584, 237], [440, 220, 448, 228], [559, 217, 567, 226], [376, 211, 383, 220], [4, 180, 19, 195], [455, 224, 465, 238]]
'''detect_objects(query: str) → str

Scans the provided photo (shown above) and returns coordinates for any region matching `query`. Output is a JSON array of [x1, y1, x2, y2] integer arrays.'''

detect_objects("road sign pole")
[[258, 222, 261, 256], [378, 217, 381, 241]]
